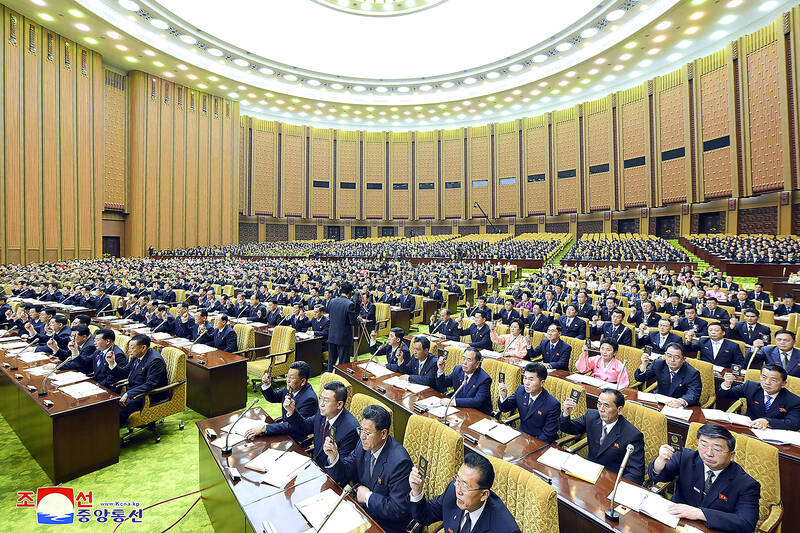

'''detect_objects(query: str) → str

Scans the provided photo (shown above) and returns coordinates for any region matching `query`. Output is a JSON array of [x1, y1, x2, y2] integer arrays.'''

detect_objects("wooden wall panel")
[[222, 100, 236, 244], [172, 87, 185, 247], [442, 128, 464, 219], [523, 116, 549, 216], [209, 97, 223, 244], [655, 70, 690, 205], [76, 46, 94, 258], [389, 132, 411, 219], [415, 130, 438, 219], [4, 10, 23, 264], [495, 120, 520, 217], [696, 50, 735, 199], [619, 85, 649, 208], [251, 119, 276, 216], [239, 117, 248, 214], [281, 123, 305, 218], [336, 130, 359, 219], [103, 70, 126, 210], [553, 108, 579, 214], [196, 94, 211, 244], [363, 132, 385, 219], [468, 126, 491, 219], [585, 97, 612, 211], [310, 128, 333, 219], [144, 75, 160, 250], [42, 29, 58, 262], [23, 20, 41, 263], [184, 89, 198, 247], [159, 80, 174, 249]]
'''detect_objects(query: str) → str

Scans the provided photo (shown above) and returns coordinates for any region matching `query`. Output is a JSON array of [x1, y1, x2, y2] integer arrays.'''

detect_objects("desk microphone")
[[222, 398, 259, 456], [429, 319, 442, 336], [441, 378, 468, 426], [151, 318, 168, 334], [236, 304, 250, 318], [361, 346, 382, 381], [96, 302, 111, 316], [316, 483, 354, 532], [10, 338, 39, 371], [39, 353, 78, 396], [605, 444, 635, 522], [187, 330, 207, 359]]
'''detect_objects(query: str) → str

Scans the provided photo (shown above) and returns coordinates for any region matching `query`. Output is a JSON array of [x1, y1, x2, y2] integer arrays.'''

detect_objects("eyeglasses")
[[356, 427, 376, 438], [452, 475, 486, 493]]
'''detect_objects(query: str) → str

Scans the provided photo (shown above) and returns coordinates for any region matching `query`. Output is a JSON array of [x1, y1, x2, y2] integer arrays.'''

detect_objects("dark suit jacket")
[[774, 303, 800, 316], [93, 295, 112, 312], [288, 314, 310, 333], [262, 382, 319, 442], [411, 483, 520, 533], [727, 322, 771, 345], [206, 325, 237, 353], [634, 359, 702, 406], [59, 338, 95, 365], [457, 323, 493, 350], [407, 355, 439, 387], [700, 307, 730, 322], [648, 450, 760, 533], [327, 436, 413, 533], [83, 345, 128, 389], [494, 308, 521, 326], [370, 342, 412, 373], [436, 365, 492, 414], [592, 322, 633, 346], [527, 338, 571, 370], [685, 338, 744, 367], [627, 311, 660, 328], [674, 317, 709, 337], [311, 316, 329, 345], [717, 380, 800, 430], [498, 386, 560, 442], [559, 411, 646, 484], [637, 331, 683, 355], [328, 296, 358, 346], [109, 348, 169, 405], [746, 346, 800, 377], [430, 318, 459, 341], [173, 315, 198, 340], [527, 312, 552, 333], [557, 316, 587, 340], [286, 408, 359, 468]]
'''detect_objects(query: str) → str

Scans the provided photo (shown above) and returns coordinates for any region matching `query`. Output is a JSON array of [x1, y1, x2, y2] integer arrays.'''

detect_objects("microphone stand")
[[151, 318, 168, 334], [10, 338, 39, 370], [39, 353, 78, 396], [473, 201, 499, 234], [222, 398, 259, 455], [187, 330, 207, 359], [316, 483, 354, 532], [441, 378, 468, 426], [605, 444, 635, 522], [361, 348, 381, 381], [236, 304, 251, 318]]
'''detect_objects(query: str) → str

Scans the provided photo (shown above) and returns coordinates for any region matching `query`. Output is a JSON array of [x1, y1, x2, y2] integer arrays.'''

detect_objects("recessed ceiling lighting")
[[684, 26, 699, 35], [177, 64, 188, 71], [581, 78, 591, 84], [284, 74, 298, 82], [233, 58, 249, 67], [620, 53, 632, 60], [606, 9, 625, 21], [228, 92, 239, 99], [759, 0, 778, 9], [74, 23, 90, 31], [556, 42, 573, 52], [207, 48, 223, 57], [719, 14, 736, 24], [115, 44, 128, 51], [353, 85, 366, 92], [486, 72, 500, 79], [638, 59, 653, 67], [464, 77, 477, 85], [689, 11, 704, 20], [594, 57, 606, 65], [84, 37, 98, 45], [197, 83, 207, 89], [647, 48, 660, 55], [163, 71, 174, 78], [124, 56, 137, 63], [68, 8, 83, 17], [38, 12, 54, 22], [258, 67, 274, 75], [107, 31, 121, 39], [307, 79, 321, 86], [655, 21, 671, 30], [588, 68, 599, 75], [653, 35, 666, 43], [509, 64, 524, 72], [149, 19, 168, 30], [143, 49, 156, 56], [624, 41, 637, 49], [153, 61, 164, 67], [613, 65, 624, 71], [726, 0, 743, 5], [187, 74, 198, 80], [558, 80, 568, 86], [581, 28, 599, 38], [676, 39, 693, 49], [533, 54, 548, 63], [375, 86, 388, 92], [119, 0, 139, 11], [179, 35, 197, 45], [31, 0, 46, 6], [538, 81, 548, 87], [603, 74, 616, 82]]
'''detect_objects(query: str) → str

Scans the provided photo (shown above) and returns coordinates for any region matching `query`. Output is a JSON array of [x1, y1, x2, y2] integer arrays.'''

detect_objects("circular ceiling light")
[[375, 86, 388, 92], [580, 27, 599, 38], [556, 42, 573, 52], [463, 77, 477, 85], [284, 74, 298, 81], [179, 35, 197, 45], [75, 23, 90, 31], [533, 54, 548, 63], [149, 19, 169, 30], [353, 85, 366, 92], [330, 83, 344, 90], [655, 20, 671, 30], [307, 79, 321, 86], [441, 81, 455, 88], [233, 58, 249, 67], [258, 67, 274, 75], [419, 84, 432, 91], [143, 49, 156, 56], [397, 86, 410, 92], [606, 9, 625, 21], [118, 0, 139, 11], [485, 71, 500, 79], [207, 48, 224, 57], [508, 64, 524, 72], [107, 31, 122, 39]]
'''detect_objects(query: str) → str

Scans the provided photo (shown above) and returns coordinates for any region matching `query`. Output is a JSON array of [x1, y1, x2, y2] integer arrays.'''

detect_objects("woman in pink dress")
[[576, 337, 629, 389], [515, 292, 534, 312], [489, 319, 530, 359]]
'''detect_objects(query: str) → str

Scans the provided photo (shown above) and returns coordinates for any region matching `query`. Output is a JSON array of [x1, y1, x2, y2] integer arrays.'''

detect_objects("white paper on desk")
[[426, 405, 459, 418], [383, 376, 428, 393], [637, 391, 675, 404], [442, 340, 468, 348], [3, 341, 31, 349], [151, 332, 172, 341], [660, 405, 693, 421], [167, 338, 192, 347], [247, 322, 267, 328], [26, 365, 53, 376], [480, 350, 503, 360], [296, 488, 369, 533], [702, 409, 752, 425], [221, 417, 266, 437], [59, 381, 106, 399], [468, 418, 498, 435], [726, 412, 753, 426], [486, 424, 521, 444], [95, 316, 113, 322], [296, 331, 315, 340], [609, 482, 680, 528], [132, 327, 151, 334], [750, 428, 800, 446], [0, 336, 21, 342], [537, 447, 571, 470], [415, 396, 443, 409], [209, 433, 246, 449], [51, 371, 90, 386], [566, 373, 618, 389], [18, 352, 52, 363], [713, 365, 725, 373], [260, 451, 312, 488], [190, 344, 217, 354], [357, 362, 393, 377], [245, 447, 284, 472]]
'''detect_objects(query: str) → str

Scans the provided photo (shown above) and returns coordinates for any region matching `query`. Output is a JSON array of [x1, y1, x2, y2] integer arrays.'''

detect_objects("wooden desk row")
[[197, 410, 384, 533]]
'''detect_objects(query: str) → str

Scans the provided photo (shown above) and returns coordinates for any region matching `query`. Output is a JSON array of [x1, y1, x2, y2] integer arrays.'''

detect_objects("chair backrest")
[[684, 422, 780, 530], [624, 401, 667, 478], [686, 355, 716, 408], [761, 309, 776, 325], [543, 375, 587, 441], [403, 415, 463, 499], [160, 347, 187, 407], [375, 303, 391, 337], [115, 333, 131, 354], [109, 295, 122, 311], [318, 372, 352, 410], [482, 359, 523, 412], [560, 335, 585, 373], [458, 318, 474, 343], [787, 312, 799, 333], [443, 345, 462, 375], [412, 295, 424, 324], [486, 455, 559, 533], [617, 345, 644, 388], [269, 325, 296, 377], [223, 285, 235, 297], [233, 323, 255, 353], [350, 393, 393, 436], [530, 330, 545, 347], [173, 289, 186, 303], [88, 324, 99, 335]]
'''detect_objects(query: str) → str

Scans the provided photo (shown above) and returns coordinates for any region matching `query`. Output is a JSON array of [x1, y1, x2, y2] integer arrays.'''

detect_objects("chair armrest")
[[247, 348, 295, 362], [232, 344, 270, 355], [376, 318, 390, 327], [112, 378, 129, 390], [758, 504, 783, 533], [643, 382, 658, 392], [565, 437, 589, 454], [555, 434, 582, 447], [501, 414, 520, 425], [726, 398, 744, 413], [701, 394, 716, 409], [133, 379, 187, 401], [648, 480, 674, 495], [529, 355, 542, 363]]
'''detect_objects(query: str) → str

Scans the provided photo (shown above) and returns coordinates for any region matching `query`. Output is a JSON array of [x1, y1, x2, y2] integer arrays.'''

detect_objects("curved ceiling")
[[156, 0, 600, 80], [7, 0, 795, 130]]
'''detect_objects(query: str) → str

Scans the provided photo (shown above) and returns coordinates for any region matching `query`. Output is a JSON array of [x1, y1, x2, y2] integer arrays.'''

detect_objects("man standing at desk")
[[324, 404, 412, 533], [106, 335, 168, 426], [326, 281, 360, 372], [409, 453, 521, 533], [435, 346, 492, 415], [648, 424, 760, 533], [559, 388, 645, 484]]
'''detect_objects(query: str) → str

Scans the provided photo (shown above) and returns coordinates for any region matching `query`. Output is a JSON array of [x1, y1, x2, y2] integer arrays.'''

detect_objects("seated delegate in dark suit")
[[259, 381, 359, 469], [591, 310, 632, 346], [773, 295, 800, 316], [173, 303, 198, 340], [493, 302, 521, 326], [749, 284, 771, 304], [92, 289, 112, 313], [455, 310, 493, 351], [147, 306, 175, 335], [107, 335, 168, 426], [746, 330, 800, 377], [627, 300, 660, 328], [526, 304, 552, 333], [718, 365, 800, 430], [634, 343, 702, 407], [369, 327, 411, 373], [397, 288, 416, 315], [310, 305, 329, 345], [409, 453, 521, 533], [429, 308, 460, 341], [726, 309, 771, 345], [393, 335, 439, 388], [324, 405, 412, 533], [58, 325, 95, 364], [699, 298, 730, 322], [33, 315, 71, 355], [287, 304, 310, 333], [435, 347, 492, 415], [263, 301, 284, 327], [557, 305, 587, 340], [684, 324, 744, 368], [205, 315, 238, 353], [673, 307, 709, 337], [257, 361, 318, 442], [559, 388, 646, 484], [526, 324, 572, 370], [497, 362, 560, 443], [648, 424, 760, 533], [636, 319, 683, 355], [69, 328, 128, 390]]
